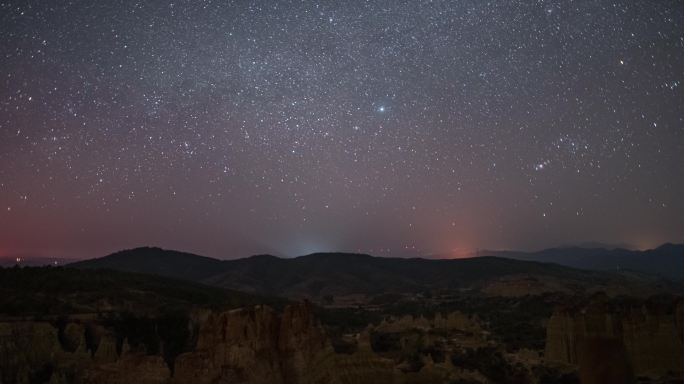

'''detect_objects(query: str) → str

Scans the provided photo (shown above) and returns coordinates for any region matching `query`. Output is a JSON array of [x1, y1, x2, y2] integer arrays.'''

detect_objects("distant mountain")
[[70, 247, 680, 300], [69, 247, 225, 281], [205, 252, 596, 297], [482, 244, 684, 280], [569, 242, 637, 250]]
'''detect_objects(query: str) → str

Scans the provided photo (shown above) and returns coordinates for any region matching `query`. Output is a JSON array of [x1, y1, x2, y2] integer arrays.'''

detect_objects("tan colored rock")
[[120, 338, 131, 357], [0, 322, 64, 383], [94, 333, 119, 364], [174, 302, 343, 384], [544, 300, 684, 377], [621, 305, 684, 376], [0, 302, 542, 384], [279, 301, 338, 383], [63, 323, 87, 353], [0, 321, 171, 384], [173, 305, 284, 384], [82, 353, 171, 384]]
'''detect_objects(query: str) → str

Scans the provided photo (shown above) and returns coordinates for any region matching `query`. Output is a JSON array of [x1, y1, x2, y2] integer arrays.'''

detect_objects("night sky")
[[1, 0, 683, 259]]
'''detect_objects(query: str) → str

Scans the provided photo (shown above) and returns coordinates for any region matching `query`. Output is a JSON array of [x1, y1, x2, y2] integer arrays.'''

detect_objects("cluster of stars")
[[0, 0, 682, 258]]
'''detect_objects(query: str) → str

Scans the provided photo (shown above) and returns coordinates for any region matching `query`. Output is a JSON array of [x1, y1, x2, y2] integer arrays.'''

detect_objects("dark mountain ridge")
[[69, 247, 225, 281], [484, 243, 684, 280], [70, 246, 683, 300]]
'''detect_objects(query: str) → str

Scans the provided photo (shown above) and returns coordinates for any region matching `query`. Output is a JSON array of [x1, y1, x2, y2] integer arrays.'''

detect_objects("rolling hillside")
[[69, 247, 225, 281], [70, 247, 680, 300], [485, 243, 684, 280]]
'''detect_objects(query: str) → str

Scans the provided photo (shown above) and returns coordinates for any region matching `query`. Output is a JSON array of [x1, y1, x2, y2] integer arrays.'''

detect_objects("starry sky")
[[1, 0, 683, 259]]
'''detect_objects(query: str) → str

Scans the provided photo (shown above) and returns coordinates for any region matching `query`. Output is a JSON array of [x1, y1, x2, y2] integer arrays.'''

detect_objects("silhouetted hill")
[[70, 247, 225, 281], [206, 253, 598, 296], [70, 247, 681, 300], [570, 242, 636, 250], [485, 244, 684, 280]]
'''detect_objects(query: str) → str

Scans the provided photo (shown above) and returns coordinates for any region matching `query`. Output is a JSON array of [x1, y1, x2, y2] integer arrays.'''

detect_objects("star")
[[0, 0, 681, 257]]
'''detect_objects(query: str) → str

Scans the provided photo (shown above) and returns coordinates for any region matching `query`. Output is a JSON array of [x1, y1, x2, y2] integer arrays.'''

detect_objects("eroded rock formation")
[[0, 302, 400, 384], [173, 302, 340, 384], [0, 321, 170, 384], [5, 298, 681, 384], [544, 299, 684, 378]]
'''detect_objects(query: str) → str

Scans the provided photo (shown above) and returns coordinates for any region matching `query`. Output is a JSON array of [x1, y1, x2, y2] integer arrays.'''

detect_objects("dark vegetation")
[[533, 365, 580, 384], [370, 330, 429, 372], [319, 293, 565, 351], [432, 294, 560, 351], [0, 266, 286, 318], [316, 307, 383, 333], [367, 328, 550, 382], [101, 310, 192, 368], [450, 347, 530, 384]]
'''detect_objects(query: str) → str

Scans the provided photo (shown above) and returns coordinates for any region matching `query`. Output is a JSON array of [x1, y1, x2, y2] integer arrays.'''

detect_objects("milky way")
[[1, 0, 683, 258]]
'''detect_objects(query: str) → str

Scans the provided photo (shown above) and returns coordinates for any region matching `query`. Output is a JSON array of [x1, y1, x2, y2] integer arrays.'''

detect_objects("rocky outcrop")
[[0, 322, 69, 384], [278, 302, 338, 383], [0, 302, 414, 384], [172, 301, 399, 384], [544, 300, 684, 377], [173, 302, 334, 384], [173, 305, 284, 384], [0, 321, 170, 384], [3, 301, 598, 384]]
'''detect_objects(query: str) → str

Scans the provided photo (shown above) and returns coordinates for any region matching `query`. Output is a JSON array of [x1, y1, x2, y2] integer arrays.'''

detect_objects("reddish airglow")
[[0, 0, 683, 260], [0, 249, 9, 259], [442, 247, 477, 259]]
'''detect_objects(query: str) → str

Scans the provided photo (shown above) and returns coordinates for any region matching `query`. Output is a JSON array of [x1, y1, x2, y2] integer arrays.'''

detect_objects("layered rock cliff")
[[544, 299, 684, 378]]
